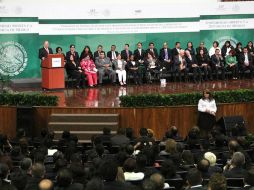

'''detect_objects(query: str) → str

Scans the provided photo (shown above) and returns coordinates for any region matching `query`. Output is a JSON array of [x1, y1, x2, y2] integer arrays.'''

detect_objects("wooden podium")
[[41, 54, 65, 90]]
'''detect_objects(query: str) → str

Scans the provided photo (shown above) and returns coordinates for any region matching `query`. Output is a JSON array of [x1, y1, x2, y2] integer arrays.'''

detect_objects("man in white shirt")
[[107, 45, 119, 61]]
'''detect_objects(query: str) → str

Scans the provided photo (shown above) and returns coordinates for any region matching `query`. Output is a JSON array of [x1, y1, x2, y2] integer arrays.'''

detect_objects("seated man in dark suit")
[[223, 152, 246, 178], [121, 44, 132, 62], [93, 44, 105, 60], [66, 44, 79, 63], [38, 40, 53, 61], [211, 48, 225, 80], [185, 50, 201, 83], [173, 50, 188, 82], [186, 168, 206, 190], [197, 159, 212, 179], [159, 42, 172, 73], [239, 47, 254, 79], [95, 52, 116, 85], [25, 163, 45, 190], [146, 42, 159, 58], [134, 42, 146, 83], [171, 42, 181, 60], [110, 128, 130, 146], [107, 45, 119, 61]]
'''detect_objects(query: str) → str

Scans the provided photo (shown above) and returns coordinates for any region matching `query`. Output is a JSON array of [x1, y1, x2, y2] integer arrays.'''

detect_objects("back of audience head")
[[165, 139, 177, 154], [95, 144, 105, 157], [136, 153, 147, 169], [85, 178, 104, 190], [231, 151, 245, 168], [142, 179, 157, 190], [39, 179, 54, 190], [187, 168, 202, 187], [215, 134, 226, 147], [70, 153, 82, 164], [53, 151, 65, 163], [31, 162, 45, 179], [56, 168, 73, 187], [116, 128, 126, 135], [125, 144, 134, 155], [99, 159, 118, 181], [62, 130, 71, 140], [228, 140, 240, 153], [140, 128, 148, 137], [208, 173, 226, 190], [10, 169, 27, 190], [147, 128, 154, 138], [197, 159, 210, 173], [204, 152, 216, 166], [55, 158, 68, 172], [150, 173, 165, 190], [103, 127, 111, 135], [20, 157, 32, 172], [125, 128, 134, 139], [160, 159, 177, 178], [123, 158, 136, 172], [182, 150, 195, 165]]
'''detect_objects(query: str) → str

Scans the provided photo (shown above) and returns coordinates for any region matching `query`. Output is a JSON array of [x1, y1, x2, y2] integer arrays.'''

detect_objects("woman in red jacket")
[[80, 54, 98, 87]]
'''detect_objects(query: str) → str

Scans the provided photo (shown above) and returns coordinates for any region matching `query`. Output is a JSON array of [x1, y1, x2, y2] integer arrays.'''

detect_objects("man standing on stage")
[[38, 41, 53, 60]]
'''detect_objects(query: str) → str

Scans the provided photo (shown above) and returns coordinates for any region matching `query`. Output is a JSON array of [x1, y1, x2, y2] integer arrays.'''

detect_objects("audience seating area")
[[0, 124, 254, 190]]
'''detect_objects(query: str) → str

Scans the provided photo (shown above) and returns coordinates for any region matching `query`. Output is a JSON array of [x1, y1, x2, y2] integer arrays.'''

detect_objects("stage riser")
[[49, 123, 118, 131], [48, 114, 119, 142], [50, 114, 119, 123], [53, 131, 117, 141]]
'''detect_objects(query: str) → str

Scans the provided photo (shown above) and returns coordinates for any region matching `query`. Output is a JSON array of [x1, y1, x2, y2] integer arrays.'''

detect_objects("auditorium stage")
[[13, 79, 254, 107]]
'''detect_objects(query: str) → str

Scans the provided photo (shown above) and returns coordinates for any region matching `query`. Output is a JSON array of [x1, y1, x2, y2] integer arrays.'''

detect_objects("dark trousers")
[[191, 66, 202, 82], [239, 65, 254, 78], [201, 65, 212, 80], [226, 65, 239, 78], [174, 67, 188, 82], [128, 69, 141, 84], [213, 66, 225, 80]]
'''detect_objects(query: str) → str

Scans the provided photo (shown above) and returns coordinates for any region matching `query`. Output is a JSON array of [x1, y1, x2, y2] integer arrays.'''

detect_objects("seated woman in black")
[[197, 49, 213, 81], [65, 54, 85, 89], [144, 51, 161, 83], [127, 54, 141, 85]]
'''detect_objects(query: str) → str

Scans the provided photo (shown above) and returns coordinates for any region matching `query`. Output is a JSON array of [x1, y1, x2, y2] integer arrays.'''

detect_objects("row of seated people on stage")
[[0, 124, 254, 190], [39, 40, 254, 88]]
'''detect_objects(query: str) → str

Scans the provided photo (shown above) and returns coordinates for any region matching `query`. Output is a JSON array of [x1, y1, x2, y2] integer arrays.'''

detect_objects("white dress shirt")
[[198, 98, 217, 113], [124, 172, 144, 181], [244, 53, 249, 66]]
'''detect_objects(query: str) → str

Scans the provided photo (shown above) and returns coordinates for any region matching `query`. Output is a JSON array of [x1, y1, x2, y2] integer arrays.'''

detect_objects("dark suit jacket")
[[185, 47, 196, 56], [224, 167, 246, 178], [103, 181, 130, 190], [238, 53, 253, 67], [66, 51, 80, 63], [174, 55, 187, 70], [107, 51, 119, 61], [110, 135, 130, 146], [146, 48, 159, 58], [127, 61, 140, 70], [93, 51, 105, 60], [133, 49, 146, 61], [38, 47, 53, 60], [159, 48, 171, 61], [211, 54, 224, 68], [171, 48, 181, 57], [185, 55, 198, 68], [121, 50, 132, 61]]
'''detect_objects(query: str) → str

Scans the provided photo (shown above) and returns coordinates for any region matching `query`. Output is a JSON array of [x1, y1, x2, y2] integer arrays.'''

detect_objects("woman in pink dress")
[[80, 55, 98, 87]]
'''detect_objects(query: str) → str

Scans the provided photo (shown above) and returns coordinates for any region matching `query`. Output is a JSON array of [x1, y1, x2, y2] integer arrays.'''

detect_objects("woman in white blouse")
[[197, 89, 217, 138], [113, 54, 127, 86], [209, 41, 221, 57]]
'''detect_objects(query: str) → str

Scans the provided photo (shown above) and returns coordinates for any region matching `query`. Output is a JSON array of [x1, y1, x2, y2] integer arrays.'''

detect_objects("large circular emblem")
[[0, 41, 28, 76]]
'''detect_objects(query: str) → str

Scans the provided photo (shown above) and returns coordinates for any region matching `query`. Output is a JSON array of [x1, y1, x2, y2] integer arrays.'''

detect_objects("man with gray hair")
[[223, 151, 246, 178]]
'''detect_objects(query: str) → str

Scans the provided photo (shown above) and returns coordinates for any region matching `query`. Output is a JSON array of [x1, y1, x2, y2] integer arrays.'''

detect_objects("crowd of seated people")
[[1, 124, 254, 190], [40, 40, 254, 88]]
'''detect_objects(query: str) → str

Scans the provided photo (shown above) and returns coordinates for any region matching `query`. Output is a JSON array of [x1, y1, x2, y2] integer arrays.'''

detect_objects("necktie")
[[126, 50, 129, 59], [164, 49, 168, 60], [46, 48, 49, 54]]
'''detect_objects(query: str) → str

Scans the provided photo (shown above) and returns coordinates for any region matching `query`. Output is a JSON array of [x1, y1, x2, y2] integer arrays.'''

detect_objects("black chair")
[[226, 178, 244, 188], [165, 178, 184, 190]]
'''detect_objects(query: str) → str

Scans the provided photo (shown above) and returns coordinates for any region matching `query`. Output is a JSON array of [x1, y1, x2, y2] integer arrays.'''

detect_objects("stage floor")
[[14, 79, 254, 107]]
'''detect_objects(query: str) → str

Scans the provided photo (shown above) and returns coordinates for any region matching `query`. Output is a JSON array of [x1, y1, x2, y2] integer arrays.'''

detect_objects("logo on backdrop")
[[210, 36, 238, 50], [0, 41, 28, 76]]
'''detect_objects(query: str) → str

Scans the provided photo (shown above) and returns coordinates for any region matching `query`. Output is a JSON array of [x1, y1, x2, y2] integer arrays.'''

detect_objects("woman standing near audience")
[[197, 89, 217, 139], [80, 54, 97, 87]]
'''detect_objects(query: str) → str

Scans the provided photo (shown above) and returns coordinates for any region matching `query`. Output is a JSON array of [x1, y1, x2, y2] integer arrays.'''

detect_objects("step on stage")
[[13, 79, 254, 107]]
